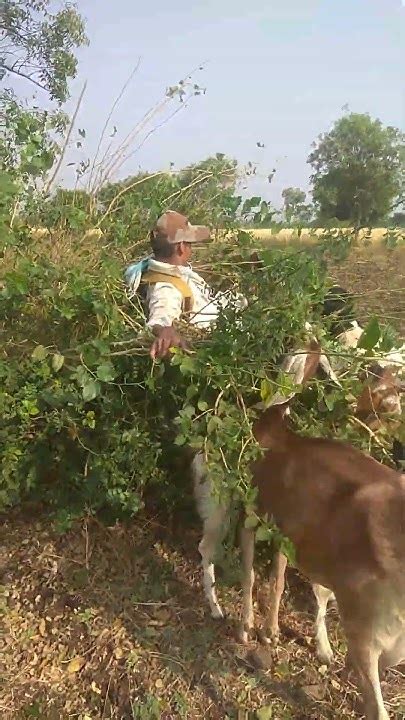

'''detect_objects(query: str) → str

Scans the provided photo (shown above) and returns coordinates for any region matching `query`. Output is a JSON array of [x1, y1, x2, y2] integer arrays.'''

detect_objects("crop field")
[[1, 242, 404, 720]]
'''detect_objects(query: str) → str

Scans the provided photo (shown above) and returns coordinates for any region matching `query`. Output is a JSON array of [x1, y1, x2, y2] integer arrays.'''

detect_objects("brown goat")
[[240, 382, 405, 719], [259, 361, 404, 663]]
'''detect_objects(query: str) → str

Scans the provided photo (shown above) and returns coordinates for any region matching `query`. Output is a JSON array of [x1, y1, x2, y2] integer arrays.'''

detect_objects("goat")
[[192, 341, 404, 678], [264, 363, 405, 665], [191, 339, 334, 623], [241, 398, 405, 720]]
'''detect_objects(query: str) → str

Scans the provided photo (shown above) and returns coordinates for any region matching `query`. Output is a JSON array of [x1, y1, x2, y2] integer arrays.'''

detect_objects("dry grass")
[[328, 244, 405, 335], [1, 509, 404, 720]]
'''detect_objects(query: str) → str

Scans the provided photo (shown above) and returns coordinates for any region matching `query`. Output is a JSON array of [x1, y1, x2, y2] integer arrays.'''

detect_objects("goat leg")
[[312, 583, 335, 664], [265, 551, 288, 641], [239, 525, 256, 643]]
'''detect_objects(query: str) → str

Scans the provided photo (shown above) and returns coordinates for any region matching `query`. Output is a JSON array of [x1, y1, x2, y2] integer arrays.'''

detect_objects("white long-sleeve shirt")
[[145, 259, 247, 330]]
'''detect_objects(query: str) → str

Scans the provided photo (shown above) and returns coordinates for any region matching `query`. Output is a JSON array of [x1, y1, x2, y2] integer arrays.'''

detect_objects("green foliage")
[[309, 112, 405, 225], [30, 153, 254, 249], [1, 91, 68, 186], [4, 208, 397, 525], [1, 0, 88, 103], [1, 9, 401, 543], [0, 250, 167, 515], [0, 170, 19, 244], [97, 153, 244, 246], [26, 187, 94, 231]]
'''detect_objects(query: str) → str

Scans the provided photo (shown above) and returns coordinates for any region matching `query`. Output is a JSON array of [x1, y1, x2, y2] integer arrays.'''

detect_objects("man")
[[125, 210, 247, 359]]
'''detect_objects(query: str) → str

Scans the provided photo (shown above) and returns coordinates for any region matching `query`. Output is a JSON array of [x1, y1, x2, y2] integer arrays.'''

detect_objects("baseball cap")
[[150, 210, 211, 251]]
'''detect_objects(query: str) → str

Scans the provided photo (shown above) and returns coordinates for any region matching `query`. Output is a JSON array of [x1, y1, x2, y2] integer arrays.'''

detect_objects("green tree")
[[176, 153, 239, 224], [1, 91, 68, 183], [1, 1, 87, 217], [1, 0, 88, 104], [308, 113, 405, 226], [281, 186, 313, 225], [97, 154, 243, 248]]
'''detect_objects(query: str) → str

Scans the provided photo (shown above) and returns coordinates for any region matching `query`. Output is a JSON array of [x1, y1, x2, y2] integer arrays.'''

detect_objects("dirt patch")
[[1, 512, 404, 720]]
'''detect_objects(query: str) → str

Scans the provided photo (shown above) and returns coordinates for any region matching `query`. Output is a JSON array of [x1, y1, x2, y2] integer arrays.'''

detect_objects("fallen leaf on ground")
[[67, 656, 86, 674], [302, 683, 326, 701]]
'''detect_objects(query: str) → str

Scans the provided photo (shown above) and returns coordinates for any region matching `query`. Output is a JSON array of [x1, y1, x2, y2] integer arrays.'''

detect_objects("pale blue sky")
[[53, 0, 405, 204]]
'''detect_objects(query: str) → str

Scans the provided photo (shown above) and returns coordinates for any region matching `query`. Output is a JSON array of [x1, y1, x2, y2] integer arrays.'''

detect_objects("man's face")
[[177, 242, 192, 265]]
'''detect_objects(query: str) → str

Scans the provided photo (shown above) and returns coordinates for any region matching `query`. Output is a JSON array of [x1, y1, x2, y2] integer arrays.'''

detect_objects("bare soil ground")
[[1, 247, 404, 720]]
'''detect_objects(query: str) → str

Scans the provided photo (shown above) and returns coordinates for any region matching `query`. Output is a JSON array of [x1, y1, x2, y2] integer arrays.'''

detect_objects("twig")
[[348, 415, 386, 449], [88, 60, 141, 193], [44, 81, 87, 195], [83, 519, 90, 570], [2, 63, 47, 92]]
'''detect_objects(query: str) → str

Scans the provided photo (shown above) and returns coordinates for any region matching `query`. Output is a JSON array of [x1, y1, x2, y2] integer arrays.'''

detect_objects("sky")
[[18, 0, 405, 206]]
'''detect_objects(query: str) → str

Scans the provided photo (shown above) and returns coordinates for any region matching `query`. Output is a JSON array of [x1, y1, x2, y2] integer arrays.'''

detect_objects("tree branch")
[[2, 62, 47, 92], [44, 80, 87, 195]]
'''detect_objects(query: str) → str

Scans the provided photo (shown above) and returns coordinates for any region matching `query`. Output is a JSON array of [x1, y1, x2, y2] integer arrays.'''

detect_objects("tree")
[[97, 154, 243, 245], [1, 90, 68, 183], [281, 186, 313, 225], [176, 154, 240, 225], [308, 113, 405, 226], [1, 0, 88, 104]]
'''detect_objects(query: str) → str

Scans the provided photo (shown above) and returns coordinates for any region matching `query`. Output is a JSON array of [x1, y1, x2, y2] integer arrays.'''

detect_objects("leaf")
[[182, 404, 195, 418], [96, 362, 115, 382], [358, 317, 381, 351], [67, 656, 85, 674], [39, 618, 46, 637], [82, 380, 100, 402], [256, 706, 273, 720], [244, 514, 259, 529], [207, 416, 220, 434], [323, 392, 334, 411], [197, 400, 208, 412], [179, 356, 196, 375], [302, 684, 325, 701], [174, 434, 186, 446], [52, 353, 64, 372], [260, 379, 273, 403], [255, 524, 271, 542], [31, 345, 48, 361]]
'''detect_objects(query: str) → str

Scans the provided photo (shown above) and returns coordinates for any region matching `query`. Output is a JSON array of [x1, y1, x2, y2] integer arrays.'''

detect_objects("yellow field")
[[28, 226, 405, 244]]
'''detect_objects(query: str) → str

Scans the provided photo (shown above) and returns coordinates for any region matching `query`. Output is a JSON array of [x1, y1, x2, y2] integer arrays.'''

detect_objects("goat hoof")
[[317, 647, 334, 665], [267, 630, 280, 646]]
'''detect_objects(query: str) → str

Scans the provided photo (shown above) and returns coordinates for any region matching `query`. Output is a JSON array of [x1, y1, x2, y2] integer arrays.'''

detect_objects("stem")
[[44, 81, 87, 195]]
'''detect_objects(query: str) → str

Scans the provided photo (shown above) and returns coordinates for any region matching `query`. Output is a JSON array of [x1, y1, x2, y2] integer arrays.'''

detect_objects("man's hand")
[[150, 326, 188, 360]]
